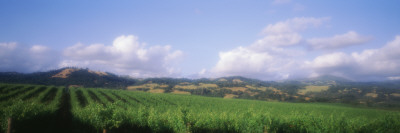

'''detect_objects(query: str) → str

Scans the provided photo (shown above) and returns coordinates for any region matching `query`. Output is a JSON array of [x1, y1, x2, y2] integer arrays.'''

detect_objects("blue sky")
[[1, 0, 400, 81]]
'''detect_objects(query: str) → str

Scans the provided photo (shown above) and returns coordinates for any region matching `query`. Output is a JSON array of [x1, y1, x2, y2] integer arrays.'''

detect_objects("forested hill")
[[0, 67, 136, 89]]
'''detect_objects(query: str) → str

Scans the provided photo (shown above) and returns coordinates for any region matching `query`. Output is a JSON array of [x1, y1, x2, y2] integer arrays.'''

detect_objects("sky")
[[1, 0, 400, 81]]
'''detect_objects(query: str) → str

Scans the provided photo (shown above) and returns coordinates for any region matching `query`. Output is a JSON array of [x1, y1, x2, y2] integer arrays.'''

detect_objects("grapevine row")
[[68, 87, 400, 133], [1, 83, 400, 133], [0, 84, 63, 133]]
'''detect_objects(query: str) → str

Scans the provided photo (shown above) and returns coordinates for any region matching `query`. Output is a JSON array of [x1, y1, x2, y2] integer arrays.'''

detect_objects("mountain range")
[[0, 67, 353, 88]]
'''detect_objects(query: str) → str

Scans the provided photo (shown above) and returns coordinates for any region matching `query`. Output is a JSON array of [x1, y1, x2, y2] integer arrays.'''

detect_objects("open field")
[[1, 83, 400, 133], [298, 85, 329, 95]]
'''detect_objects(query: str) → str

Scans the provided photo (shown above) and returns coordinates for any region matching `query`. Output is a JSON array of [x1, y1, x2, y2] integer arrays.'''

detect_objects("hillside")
[[0, 67, 137, 89], [1, 68, 400, 108], [130, 77, 400, 108]]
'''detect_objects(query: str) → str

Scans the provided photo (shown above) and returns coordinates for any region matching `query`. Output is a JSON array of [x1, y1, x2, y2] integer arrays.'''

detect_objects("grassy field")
[[1, 83, 400, 133]]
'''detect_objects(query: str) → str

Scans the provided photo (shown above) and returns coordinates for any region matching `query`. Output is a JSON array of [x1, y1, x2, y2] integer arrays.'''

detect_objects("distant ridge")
[[0, 67, 136, 88], [0, 67, 395, 89], [0, 67, 277, 88], [308, 75, 352, 82]]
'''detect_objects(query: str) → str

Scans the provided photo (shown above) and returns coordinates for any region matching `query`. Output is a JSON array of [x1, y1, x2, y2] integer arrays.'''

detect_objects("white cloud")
[[0, 35, 182, 78], [305, 52, 356, 79], [210, 17, 400, 81], [0, 42, 17, 50], [307, 35, 400, 80], [253, 33, 302, 47], [210, 34, 400, 81], [0, 43, 59, 72], [388, 76, 400, 80], [113, 35, 141, 54], [307, 52, 353, 68], [30, 45, 50, 53], [308, 31, 372, 50], [0, 42, 18, 57], [214, 34, 400, 81], [214, 47, 272, 74], [61, 35, 183, 77], [64, 43, 116, 60], [210, 17, 329, 80], [252, 17, 330, 48], [262, 17, 330, 34], [211, 46, 306, 80]]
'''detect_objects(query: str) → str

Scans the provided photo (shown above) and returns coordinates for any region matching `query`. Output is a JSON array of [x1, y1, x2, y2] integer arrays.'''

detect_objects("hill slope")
[[0, 67, 136, 89]]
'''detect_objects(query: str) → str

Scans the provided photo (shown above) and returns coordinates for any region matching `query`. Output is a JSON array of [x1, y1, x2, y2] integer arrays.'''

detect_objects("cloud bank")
[[0, 35, 183, 77], [209, 17, 399, 81], [308, 31, 372, 50], [61, 35, 183, 77], [308, 35, 400, 80], [0, 42, 59, 73], [212, 17, 329, 80]]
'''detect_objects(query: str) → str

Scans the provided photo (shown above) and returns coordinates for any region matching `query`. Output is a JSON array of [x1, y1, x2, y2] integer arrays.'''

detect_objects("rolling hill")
[[0, 67, 137, 89], [1, 67, 400, 108]]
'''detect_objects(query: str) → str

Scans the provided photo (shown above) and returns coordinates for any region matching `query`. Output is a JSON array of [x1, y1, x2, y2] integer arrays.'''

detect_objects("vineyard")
[[1, 83, 400, 133]]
